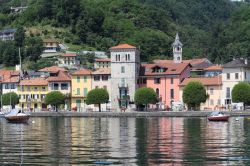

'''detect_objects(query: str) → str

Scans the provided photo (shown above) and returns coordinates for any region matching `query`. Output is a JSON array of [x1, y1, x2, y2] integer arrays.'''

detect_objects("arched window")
[[156, 88, 159, 97]]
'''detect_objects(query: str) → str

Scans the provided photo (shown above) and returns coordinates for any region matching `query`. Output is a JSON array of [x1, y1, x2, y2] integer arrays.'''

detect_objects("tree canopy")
[[182, 81, 207, 111], [232, 82, 250, 107], [1, 92, 19, 108], [0, 0, 246, 64], [134, 87, 158, 110], [44, 91, 65, 111], [86, 88, 109, 112]]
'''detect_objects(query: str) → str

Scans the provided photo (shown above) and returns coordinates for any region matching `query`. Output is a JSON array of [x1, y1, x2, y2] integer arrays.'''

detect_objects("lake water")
[[0, 117, 250, 165]]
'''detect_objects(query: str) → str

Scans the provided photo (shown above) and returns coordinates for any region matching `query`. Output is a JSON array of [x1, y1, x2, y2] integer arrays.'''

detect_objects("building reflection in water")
[[0, 117, 250, 165]]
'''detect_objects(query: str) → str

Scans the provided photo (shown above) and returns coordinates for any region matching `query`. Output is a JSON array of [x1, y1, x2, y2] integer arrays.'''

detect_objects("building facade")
[[110, 44, 140, 110], [18, 78, 48, 111], [139, 63, 191, 109], [179, 76, 222, 110], [58, 53, 80, 69], [71, 69, 92, 111], [0, 29, 16, 41], [222, 58, 250, 106], [94, 58, 111, 69]]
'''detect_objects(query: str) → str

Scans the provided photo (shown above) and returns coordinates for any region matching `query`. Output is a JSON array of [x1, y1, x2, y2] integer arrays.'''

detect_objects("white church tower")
[[109, 44, 140, 110], [172, 33, 183, 63]]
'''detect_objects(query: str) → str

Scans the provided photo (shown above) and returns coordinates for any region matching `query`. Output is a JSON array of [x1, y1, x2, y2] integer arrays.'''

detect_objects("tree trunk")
[[99, 103, 101, 112]]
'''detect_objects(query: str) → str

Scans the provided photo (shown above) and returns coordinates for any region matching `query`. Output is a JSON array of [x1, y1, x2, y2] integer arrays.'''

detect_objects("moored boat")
[[4, 108, 30, 123], [208, 111, 229, 121]]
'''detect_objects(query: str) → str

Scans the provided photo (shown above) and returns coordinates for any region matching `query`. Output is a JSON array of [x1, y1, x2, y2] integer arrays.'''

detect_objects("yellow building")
[[71, 69, 92, 111], [179, 76, 222, 110], [18, 78, 48, 111]]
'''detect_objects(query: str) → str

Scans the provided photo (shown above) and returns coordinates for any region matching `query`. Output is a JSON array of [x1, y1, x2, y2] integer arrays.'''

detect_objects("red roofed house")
[[39, 65, 66, 77], [94, 58, 111, 69], [0, 70, 20, 95], [18, 78, 49, 111], [58, 53, 80, 69], [179, 76, 222, 110], [139, 63, 191, 110], [47, 70, 71, 110]]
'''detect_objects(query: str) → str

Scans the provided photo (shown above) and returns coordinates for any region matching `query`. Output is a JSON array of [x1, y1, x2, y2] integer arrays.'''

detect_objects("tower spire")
[[172, 32, 183, 63]]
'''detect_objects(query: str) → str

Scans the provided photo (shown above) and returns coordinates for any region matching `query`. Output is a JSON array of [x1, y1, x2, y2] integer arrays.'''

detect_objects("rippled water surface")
[[1, 117, 250, 165]]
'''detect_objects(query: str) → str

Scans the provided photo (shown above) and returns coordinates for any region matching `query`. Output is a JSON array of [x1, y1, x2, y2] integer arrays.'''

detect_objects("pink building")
[[139, 63, 191, 109]]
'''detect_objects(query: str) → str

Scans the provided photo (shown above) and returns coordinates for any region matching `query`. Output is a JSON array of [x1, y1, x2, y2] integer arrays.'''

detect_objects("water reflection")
[[0, 117, 250, 165]]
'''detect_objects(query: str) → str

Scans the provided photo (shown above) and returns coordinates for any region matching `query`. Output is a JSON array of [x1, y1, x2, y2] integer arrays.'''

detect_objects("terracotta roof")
[[154, 58, 212, 70], [2, 76, 19, 83], [180, 76, 222, 86], [62, 53, 77, 57], [43, 39, 58, 43], [204, 65, 222, 71], [95, 58, 111, 62], [19, 78, 48, 86], [0, 70, 19, 76], [39, 66, 66, 73], [110, 44, 136, 49], [47, 71, 71, 82], [71, 69, 92, 75], [141, 63, 190, 76], [92, 68, 111, 75]]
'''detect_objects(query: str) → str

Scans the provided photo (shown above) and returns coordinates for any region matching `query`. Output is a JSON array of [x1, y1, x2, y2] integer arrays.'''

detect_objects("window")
[[154, 78, 161, 84], [170, 89, 174, 99], [41, 94, 46, 99], [84, 88, 88, 97], [77, 88, 80, 95], [156, 88, 159, 97], [245, 72, 247, 80], [94, 75, 100, 81], [34, 87, 38, 91], [102, 75, 108, 81], [210, 99, 214, 106], [235, 73, 239, 79], [171, 78, 174, 84], [21, 86, 24, 91], [217, 99, 221, 105], [210, 88, 214, 95], [53, 83, 59, 90], [27, 86, 30, 91], [125, 54, 127, 61], [77, 76, 80, 83], [11, 84, 15, 89], [143, 78, 147, 84], [5, 84, 9, 89], [116, 54, 118, 61], [61, 83, 68, 90], [118, 54, 120, 61], [226, 87, 230, 98], [128, 54, 130, 61], [42, 87, 46, 91], [121, 66, 125, 73], [177, 57, 180, 61], [84, 76, 87, 82], [121, 78, 126, 87], [226, 73, 230, 80]]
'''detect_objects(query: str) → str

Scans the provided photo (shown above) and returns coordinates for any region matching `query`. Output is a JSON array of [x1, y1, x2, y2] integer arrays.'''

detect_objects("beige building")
[[179, 76, 222, 110], [94, 58, 111, 69], [58, 53, 80, 69]]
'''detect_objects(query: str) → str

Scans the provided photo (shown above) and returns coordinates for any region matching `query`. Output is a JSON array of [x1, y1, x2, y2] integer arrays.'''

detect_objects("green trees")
[[86, 88, 109, 112], [232, 82, 250, 109], [1, 92, 19, 109], [183, 82, 207, 111], [134, 87, 158, 111], [44, 91, 65, 112]]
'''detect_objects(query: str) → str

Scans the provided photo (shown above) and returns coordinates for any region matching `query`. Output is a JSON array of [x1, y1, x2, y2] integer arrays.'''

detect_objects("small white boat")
[[4, 108, 30, 123], [208, 111, 229, 121]]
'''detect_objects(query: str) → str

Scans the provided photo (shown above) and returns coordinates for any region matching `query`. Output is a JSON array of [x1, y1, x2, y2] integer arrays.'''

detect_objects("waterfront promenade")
[[29, 110, 250, 117]]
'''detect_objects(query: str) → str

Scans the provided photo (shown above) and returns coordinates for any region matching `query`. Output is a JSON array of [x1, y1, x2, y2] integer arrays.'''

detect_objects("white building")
[[0, 29, 16, 41], [58, 53, 80, 69], [222, 58, 250, 106], [110, 44, 140, 111]]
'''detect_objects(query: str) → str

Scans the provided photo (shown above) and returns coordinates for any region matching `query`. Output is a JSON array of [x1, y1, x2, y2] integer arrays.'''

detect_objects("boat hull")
[[208, 116, 229, 121], [5, 115, 30, 123]]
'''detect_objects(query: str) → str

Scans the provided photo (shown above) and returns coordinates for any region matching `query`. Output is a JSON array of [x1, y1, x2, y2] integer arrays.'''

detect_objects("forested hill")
[[0, 0, 249, 64]]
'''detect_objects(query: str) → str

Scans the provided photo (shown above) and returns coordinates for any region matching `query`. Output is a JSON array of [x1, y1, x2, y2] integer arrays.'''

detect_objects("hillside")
[[0, 0, 249, 66]]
